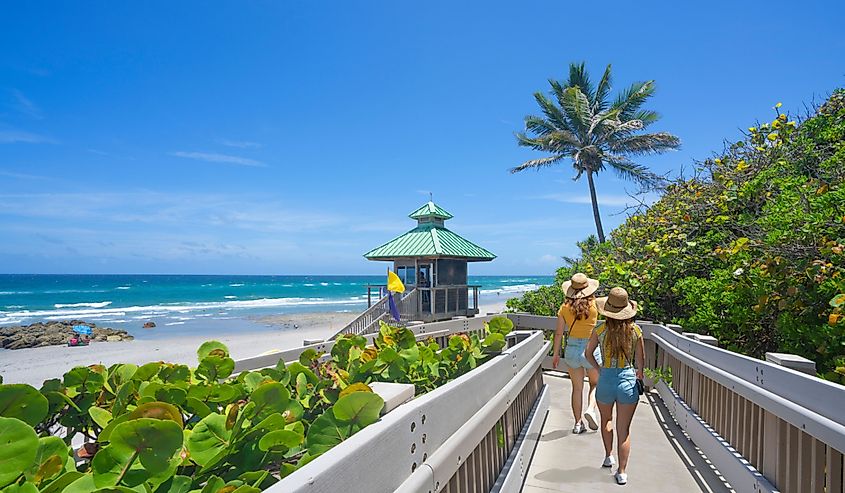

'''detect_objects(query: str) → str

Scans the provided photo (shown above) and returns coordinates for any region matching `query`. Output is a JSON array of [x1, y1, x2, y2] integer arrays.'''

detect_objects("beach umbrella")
[[73, 325, 93, 335]]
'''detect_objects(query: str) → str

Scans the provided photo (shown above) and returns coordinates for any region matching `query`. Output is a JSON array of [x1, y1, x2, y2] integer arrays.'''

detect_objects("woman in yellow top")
[[586, 287, 645, 486], [551, 273, 602, 434]]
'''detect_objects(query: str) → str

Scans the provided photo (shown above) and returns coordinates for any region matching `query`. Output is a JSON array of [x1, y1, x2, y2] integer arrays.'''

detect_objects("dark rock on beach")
[[143, 321, 156, 328], [0, 320, 134, 350]]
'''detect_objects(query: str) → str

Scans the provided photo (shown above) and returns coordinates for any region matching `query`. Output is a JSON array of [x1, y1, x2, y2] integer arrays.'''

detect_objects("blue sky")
[[1, 1, 843, 275]]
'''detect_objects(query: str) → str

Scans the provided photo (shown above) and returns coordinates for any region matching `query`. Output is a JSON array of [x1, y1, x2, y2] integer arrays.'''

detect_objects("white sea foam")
[[116, 286, 131, 290], [165, 321, 185, 326], [54, 301, 113, 309], [2, 296, 367, 324], [320, 282, 329, 286], [0, 291, 33, 295], [229, 283, 244, 287], [224, 296, 237, 299], [480, 283, 542, 295], [303, 283, 315, 287]]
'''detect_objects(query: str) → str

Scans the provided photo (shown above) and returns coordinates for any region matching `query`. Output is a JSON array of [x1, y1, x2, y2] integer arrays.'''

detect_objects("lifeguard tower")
[[363, 201, 495, 323]]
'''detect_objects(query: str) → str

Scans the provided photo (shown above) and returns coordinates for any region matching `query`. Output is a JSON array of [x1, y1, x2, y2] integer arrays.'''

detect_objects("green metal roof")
[[408, 201, 453, 220], [364, 222, 495, 261]]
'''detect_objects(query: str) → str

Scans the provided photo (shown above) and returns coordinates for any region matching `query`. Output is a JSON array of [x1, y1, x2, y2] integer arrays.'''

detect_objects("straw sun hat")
[[561, 273, 599, 299], [595, 287, 639, 320]]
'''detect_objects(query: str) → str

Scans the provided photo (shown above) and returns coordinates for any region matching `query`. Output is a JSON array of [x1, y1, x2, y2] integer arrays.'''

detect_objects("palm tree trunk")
[[586, 170, 605, 242]]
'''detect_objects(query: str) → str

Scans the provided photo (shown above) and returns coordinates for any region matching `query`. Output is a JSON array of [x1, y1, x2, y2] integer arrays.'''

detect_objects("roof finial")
[[429, 191, 433, 202]]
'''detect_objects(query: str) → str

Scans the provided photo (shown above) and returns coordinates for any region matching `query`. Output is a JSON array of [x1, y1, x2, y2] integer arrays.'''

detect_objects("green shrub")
[[510, 90, 845, 381], [0, 317, 513, 492]]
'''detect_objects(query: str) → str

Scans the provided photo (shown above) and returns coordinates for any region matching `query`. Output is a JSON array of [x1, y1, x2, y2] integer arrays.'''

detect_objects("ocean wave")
[[303, 283, 315, 287], [320, 282, 329, 286], [116, 286, 131, 290], [54, 301, 113, 309], [43, 289, 109, 294], [165, 321, 185, 326], [480, 283, 542, 295], [229, 283, 244, 287], [1, 296, 368, 324], [224, 296, 237, 299], [0, 291, 33, 295]]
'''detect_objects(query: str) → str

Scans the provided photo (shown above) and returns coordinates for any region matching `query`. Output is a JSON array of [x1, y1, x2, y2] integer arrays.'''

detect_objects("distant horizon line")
[[0, 273, 553, 277]]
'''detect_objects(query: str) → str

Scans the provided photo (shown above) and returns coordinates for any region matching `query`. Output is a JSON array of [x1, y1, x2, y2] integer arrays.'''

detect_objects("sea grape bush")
[[508, 89, 845, 383], [0, 317, 514, 492]]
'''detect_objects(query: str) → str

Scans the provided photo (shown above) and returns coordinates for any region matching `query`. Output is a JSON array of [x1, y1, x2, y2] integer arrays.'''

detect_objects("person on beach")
[[586, 287, 645, 486], [551, 273, 602, 434]]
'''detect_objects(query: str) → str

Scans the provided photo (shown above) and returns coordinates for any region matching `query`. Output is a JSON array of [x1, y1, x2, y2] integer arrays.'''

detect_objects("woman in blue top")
[[586, 287, 645, 486]]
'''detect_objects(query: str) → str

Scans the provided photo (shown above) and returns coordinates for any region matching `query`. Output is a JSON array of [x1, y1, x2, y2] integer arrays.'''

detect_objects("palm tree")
[[512, 62, 680, 242]]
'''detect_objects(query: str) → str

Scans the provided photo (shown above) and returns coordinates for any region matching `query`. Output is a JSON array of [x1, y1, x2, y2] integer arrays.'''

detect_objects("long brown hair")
[[565, 294, 595, 321], [604, 317, 635, 362]]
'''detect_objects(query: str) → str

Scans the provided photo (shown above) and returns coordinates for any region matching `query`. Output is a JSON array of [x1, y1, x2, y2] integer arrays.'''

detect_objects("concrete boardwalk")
[[524, 372, 732, 492]]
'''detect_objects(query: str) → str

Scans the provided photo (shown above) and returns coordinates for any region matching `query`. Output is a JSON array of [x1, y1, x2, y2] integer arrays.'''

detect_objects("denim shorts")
[[564, 337, 602, 369], [596, 367, 638, 405]]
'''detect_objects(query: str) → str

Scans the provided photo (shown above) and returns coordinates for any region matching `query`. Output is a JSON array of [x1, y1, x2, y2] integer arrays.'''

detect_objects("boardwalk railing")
[[233, 314, 550, 493], [331, 288, 418, 339], [505, 313, 845, 493]]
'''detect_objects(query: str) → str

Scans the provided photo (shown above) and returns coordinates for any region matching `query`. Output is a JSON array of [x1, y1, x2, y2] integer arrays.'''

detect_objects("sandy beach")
[[0, 298, 510, 386]]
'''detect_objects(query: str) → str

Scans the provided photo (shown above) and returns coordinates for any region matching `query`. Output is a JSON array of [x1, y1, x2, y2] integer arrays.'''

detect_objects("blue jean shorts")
[[596, 367, 638, 405], [564, 337, 602, 369]]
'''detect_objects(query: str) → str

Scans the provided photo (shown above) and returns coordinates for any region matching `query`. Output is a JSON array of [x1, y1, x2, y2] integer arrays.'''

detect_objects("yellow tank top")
[[557, 301, 598, 339], [595, 323, 642, 368]]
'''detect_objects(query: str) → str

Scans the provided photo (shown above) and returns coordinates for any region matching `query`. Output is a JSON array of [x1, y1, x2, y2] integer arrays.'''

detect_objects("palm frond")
[[630, 109, 660, 128], [532, 92, 571, 131], [609, 132, 681, 156], [524, 115, 558, 136], [510, 153, 566, 173], [593, 64, 613, 112], [604, 154, 666, 187], [566, 62, 595, 103], [560, 86, 593, 136], [612, 81, 656, 120]]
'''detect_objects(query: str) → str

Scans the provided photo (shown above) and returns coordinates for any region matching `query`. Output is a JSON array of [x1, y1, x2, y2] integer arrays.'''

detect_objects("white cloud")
[[538, 254, 559, 264], [219, 139, 262, 149], [0, 130, 56, 144], [170, 151, 266, 167], [0, 169, 49, 180], [9, 89, 43, 119]]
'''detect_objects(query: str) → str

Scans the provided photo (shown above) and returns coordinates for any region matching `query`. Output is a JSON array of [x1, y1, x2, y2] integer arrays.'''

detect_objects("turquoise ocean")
[[0, 275, 552, 338]]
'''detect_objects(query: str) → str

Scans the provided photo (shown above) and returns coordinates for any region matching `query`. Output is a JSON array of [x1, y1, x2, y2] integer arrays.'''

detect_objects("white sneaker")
[[602, 456, 616, 468], [584, 409, 598, 430], [614, 471, 628, 485], [572, 422, 586, 434]]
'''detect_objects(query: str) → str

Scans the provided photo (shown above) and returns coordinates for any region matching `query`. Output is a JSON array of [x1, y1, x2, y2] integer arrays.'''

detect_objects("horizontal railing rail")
[[330, 288, 418, 339], [643, 323, 845, 493], [231, 314, 549, 493], [498, 313, 845, 493], [264, 329, 548, 493]]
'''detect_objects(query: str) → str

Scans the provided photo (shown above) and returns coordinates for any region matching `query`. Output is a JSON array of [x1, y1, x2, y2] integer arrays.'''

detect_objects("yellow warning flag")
[[387, 271, 405, 293]]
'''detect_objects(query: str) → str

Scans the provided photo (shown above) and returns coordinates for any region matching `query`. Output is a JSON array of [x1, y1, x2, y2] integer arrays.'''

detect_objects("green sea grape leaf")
[[185, 414, 230, 467], [154, 385, 188, 406], [287, 362, 318, 385], [196, 356, 235, 381], [197, 341, 229, 361], [108, 364, 138, 388], [258, 430, 302, 452], [157, 364, 190, 384], [25, 436, 69, 484], [206, 384, 239, 403], [199, 475, 225, 493], [63, 367, 105, 394], [0, 482, 38, 493], [133, 362, 162, 382], [482, 333, 506, 353], [184, 398, 211, 419], [338, 382, 371, 398], [152, 474, 191, 493], [830, 294, 845, 307], [304, 410, 346, 455], [230, 486, 261, 493], [249, 383, 290, 421], [89, 407, 112, 429], [332, 392, 384, 425], [0, 417, 39, 488], [486, 316, 514, 336], [91, 418, 182, 487], [0, 384, 49, 426], [38, 471, 83, 493], [126, 402, 184, 428], [298, 348, 319, 366]]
